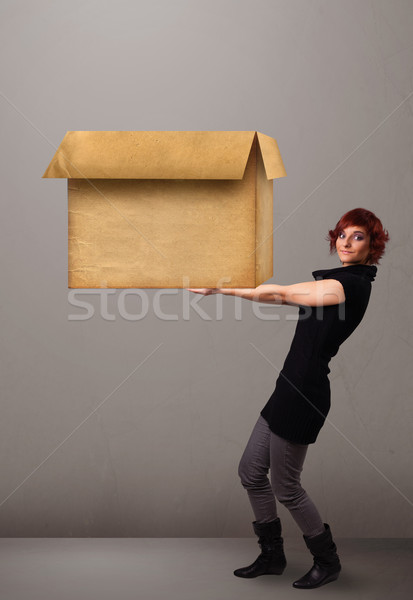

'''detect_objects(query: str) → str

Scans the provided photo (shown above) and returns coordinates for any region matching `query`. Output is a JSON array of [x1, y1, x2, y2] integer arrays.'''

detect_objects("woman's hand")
[[185, 288, 221, 295]]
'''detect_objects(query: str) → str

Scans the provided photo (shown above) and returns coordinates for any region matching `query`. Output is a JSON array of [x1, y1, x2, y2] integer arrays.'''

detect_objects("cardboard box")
[[43, 131, 286, 288]]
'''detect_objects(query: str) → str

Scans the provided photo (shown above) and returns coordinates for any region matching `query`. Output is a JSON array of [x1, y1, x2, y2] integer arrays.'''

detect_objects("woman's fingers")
[[186, 288, 219, 295], [186, 288, 210, 295]]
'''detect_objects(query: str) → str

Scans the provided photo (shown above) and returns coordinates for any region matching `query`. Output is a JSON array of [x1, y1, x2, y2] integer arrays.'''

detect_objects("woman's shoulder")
[[311, 265, 376, 305]]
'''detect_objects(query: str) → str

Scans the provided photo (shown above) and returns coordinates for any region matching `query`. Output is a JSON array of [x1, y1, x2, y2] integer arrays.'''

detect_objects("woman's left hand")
[[185, 288, 221, 295]]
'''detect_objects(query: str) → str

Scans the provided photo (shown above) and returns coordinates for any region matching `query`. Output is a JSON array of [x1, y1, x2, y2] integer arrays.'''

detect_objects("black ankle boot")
[[292, 523, 341, 589], [234, 518, 287, 578]]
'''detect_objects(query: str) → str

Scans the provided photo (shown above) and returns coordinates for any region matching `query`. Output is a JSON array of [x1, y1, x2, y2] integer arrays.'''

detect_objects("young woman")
[[187, 208, 389, 589]]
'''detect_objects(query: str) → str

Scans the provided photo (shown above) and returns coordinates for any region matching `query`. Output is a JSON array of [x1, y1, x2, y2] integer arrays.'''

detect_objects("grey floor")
[[0, 538, 411, 600]]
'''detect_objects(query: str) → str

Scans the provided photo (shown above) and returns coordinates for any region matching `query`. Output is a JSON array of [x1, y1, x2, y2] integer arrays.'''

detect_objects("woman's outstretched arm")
[[186, 285, 284, 303], [186, 279, 345, 307]]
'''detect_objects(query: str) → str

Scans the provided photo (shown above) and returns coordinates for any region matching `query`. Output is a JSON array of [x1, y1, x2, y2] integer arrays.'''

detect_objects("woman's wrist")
[[186, 287, 274, 302], [219, 288, 255, 299]]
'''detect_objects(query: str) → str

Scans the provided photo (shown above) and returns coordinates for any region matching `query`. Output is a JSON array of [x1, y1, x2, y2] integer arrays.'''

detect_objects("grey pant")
[[238, 415, 325, 538]]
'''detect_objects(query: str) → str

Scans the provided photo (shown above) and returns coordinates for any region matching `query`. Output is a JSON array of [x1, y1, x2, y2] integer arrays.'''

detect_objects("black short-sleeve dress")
[[260, 264, 377, 445]]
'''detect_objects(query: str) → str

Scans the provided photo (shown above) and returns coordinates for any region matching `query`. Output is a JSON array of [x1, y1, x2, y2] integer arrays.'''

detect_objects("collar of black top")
[[312, 264, 377, 282]]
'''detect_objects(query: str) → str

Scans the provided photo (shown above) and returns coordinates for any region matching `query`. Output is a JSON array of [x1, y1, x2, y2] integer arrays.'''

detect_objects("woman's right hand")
[[185, 288, 221, 295]]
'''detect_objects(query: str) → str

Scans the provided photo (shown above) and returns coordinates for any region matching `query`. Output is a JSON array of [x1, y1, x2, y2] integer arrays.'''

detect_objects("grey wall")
[[1, 0, 412, 538]]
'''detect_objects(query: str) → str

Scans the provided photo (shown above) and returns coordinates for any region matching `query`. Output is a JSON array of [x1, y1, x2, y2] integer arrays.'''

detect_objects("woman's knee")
[[238, 458, 268, 490], [237, 457, 252, 487], [272, 480, 306, 506]]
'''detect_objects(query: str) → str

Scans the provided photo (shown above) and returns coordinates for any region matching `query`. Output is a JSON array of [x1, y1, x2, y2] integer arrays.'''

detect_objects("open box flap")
[[42, 131, 286, 180], [256, 132, 287, 179]]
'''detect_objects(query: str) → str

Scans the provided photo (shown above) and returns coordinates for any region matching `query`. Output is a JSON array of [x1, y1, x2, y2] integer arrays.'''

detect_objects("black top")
[[260, 264, 378, 445]]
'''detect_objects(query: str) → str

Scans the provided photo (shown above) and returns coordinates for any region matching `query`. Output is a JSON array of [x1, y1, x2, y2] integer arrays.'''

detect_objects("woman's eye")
[[339, 232, 363, 240]]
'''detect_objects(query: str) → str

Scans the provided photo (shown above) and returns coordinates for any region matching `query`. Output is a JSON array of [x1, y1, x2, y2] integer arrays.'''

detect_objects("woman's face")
[[336, 225, 371, 266]]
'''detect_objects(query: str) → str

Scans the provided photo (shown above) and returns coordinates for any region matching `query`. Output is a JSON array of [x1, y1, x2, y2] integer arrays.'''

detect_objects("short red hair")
[[326, 208, 390, 265]]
